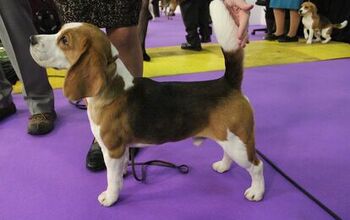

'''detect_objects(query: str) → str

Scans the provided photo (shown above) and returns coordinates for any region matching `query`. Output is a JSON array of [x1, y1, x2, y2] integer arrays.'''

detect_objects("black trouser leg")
[[152, 0, 160, 17], [265, 0, 275, 34], [198, 0, 211, 40], [138, 0, 151, 61], [180, 0, 200, 45]]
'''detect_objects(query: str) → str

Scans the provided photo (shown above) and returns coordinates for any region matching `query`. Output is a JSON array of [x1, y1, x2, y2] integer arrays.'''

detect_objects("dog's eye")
[[60, 35, 68, 45]]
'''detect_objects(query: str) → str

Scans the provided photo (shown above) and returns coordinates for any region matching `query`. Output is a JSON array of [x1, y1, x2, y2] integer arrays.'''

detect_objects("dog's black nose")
[[298, 10, 302, 14], [29, 35, 38, 46]]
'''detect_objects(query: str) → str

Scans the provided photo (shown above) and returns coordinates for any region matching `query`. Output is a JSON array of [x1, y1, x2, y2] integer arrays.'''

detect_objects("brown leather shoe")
[[27, 111, 57, 135], [0, 102, 16, 121]]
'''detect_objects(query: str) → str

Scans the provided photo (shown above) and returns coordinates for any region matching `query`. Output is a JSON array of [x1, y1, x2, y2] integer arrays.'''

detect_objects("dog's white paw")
[[98, 191, 118, 207], [193, 137, 205, 147], [212, 160, 231, 173], [244, 186, 264, 202], [306, 40, 312, 44]]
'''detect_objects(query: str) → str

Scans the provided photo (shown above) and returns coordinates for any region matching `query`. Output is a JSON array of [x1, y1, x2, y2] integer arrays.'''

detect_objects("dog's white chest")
[[87, 109, 102, 142], [86, 98, 104, 146], [302, 16, 313, 29]]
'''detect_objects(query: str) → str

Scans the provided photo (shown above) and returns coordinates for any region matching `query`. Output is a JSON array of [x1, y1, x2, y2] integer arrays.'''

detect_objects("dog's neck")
[[302, 11, 313, 18], [87, 45, 135, 108], [110, 44, 135, 89]]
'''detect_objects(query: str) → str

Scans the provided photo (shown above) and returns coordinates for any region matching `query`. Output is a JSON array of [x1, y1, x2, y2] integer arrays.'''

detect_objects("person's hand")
[[224, 0, 254, 48]]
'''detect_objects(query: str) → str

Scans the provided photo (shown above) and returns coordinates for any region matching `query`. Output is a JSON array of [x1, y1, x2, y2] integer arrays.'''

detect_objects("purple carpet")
[[248, 59, 350, 219], [0, 88, 331, 220], [1, 12, 348, 220]]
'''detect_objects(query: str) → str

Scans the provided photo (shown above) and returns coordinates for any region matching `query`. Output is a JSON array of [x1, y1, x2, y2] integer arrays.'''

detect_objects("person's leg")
[[287, 10, 300, 37], [278, 9, 300, 42], [180, 0, 201, 50], [265, 0, 275, 36], [0, 62, 13, 108], [273, 8, 285, 36], [138, 0, 152, 62], [0, 0, 54, 115], [0, 0, 56, 133], [107, 26, 143, 77], [152, 0, 160, 17], [198, 0, 211, 43], [0, 65, 16, 120]]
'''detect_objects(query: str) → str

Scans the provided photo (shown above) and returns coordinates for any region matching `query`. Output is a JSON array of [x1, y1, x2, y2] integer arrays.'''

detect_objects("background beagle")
[[29, 0, 264, 207], [299, 1, 348, 44]]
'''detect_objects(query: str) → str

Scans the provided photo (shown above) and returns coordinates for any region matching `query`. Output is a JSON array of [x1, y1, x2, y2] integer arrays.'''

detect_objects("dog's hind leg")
[[122, 149, 129, 175], [216, 130, 264, 201], [314, 30, 321, 42], [98, 145, 128, 206], [321, 27, 332, 43], [212, 151, 233, 173]]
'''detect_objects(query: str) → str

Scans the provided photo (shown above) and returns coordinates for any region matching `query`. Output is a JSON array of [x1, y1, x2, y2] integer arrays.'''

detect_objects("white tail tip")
[[210, 0, 239, 52], [340, 20, 348, 29]]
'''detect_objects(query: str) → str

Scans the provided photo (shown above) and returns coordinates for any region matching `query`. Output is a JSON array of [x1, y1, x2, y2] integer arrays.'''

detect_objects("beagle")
[[160, 0, 179, 18], [30, 0, 264, 207], [299, 1, 348, 44]]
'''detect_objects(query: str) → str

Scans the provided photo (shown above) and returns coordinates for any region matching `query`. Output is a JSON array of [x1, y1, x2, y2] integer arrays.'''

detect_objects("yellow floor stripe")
[[13, 40, 350, 93]]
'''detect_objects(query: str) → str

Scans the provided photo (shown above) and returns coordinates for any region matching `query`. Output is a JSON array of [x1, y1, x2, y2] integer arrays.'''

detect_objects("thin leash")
[[129, 148, 189, 182], [257, 150, 342, 220]]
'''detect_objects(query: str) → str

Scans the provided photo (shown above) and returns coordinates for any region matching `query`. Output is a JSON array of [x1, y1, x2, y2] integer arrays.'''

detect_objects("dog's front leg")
[[307, 29, 314, 44], [303, 28, 309, 40], [98, 145, 128, 207]]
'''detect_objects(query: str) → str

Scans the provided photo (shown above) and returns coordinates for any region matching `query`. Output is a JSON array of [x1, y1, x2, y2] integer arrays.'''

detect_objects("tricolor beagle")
[[30, 0, 264, 207], [299, 1, 348, 44], [160, 0, 179, 18]]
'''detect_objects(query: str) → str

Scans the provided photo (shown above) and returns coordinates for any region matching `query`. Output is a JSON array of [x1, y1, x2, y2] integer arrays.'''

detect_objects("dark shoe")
[[86, 140, 106, 172], [143, 52, 151, 62], [255, 0, 267, 6], [0, 102, 16, 121], [27, 111, 57, 135], [278, 35, 299, 43], [181, 42, 202, 51], [265, 33, 284, 41], [201, 36, 211, 43]]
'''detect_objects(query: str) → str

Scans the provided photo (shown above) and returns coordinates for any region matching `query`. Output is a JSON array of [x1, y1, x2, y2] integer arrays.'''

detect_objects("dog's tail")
[[210, 0, 244, 89], [333, 20, 348, 29]]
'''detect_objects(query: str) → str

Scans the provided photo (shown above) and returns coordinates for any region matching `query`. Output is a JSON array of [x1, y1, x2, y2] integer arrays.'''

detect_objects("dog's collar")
[[108, 55, 118, 65]]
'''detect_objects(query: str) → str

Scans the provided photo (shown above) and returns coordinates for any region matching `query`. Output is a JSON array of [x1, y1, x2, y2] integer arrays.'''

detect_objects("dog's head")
[[299, 2, 317, 16], [30, 23, 117, 101]]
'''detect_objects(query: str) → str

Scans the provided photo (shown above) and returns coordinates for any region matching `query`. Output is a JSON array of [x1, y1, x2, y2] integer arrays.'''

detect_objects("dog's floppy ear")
[[63, 40, 106, 101], [312, 3, 318, 14]]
